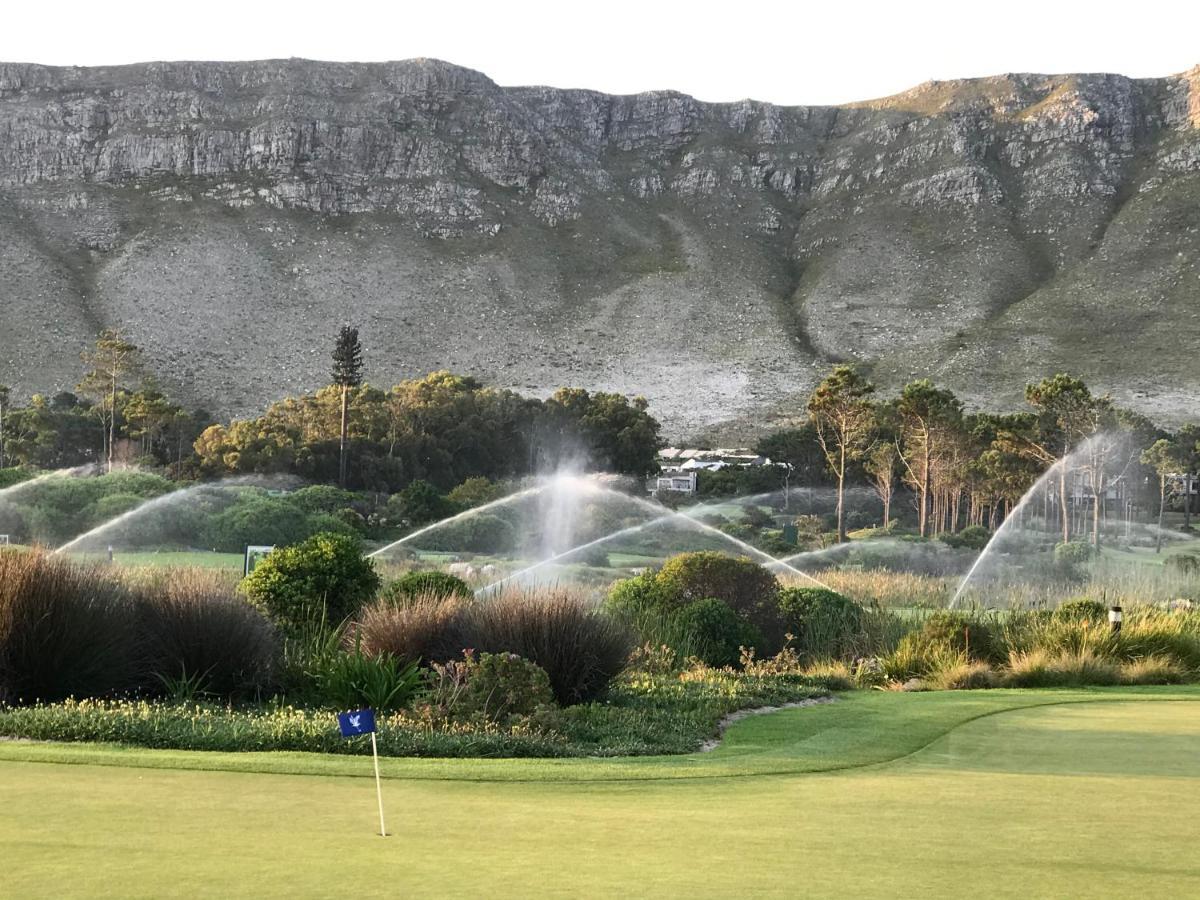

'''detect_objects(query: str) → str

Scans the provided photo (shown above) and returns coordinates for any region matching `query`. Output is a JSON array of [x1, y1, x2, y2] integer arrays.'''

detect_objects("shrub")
[[382, 571, 472, 604], [1002, 648, 1055, 687], [137, 569, 278, 700], [241, 532, 380, 634], [604, 570, 676, 617], [461, 652, 556, 722], [467, 588, 634, 704], [1118, 655, 1188, 685], [309, 643, 422, 712], [672, 598, 762, 668], [288, 485, 360, 514], [1165, 553, 1200, 576], [917, 610, 997, 662], [0, 551, 139, 703], [777, 587, 864, 659], [1002, 649, 1118, 687], [410, 513, 515, 553], [938, 525, 991, 551], [656, 552, 783, 647], [201, 495, 314, 552], [925, 657, 998, 691], [1054, 541, 1094, 566], [1053, 598, 1108, 623], [350, 594, 470, 665]]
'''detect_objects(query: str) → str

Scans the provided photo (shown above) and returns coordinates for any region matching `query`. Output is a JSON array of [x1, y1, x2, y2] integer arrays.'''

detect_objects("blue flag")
[[337, 708, 376, 738]]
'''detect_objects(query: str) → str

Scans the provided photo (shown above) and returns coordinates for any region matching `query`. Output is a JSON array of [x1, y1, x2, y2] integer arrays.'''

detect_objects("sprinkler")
[[1108, 605, 1123, 635]]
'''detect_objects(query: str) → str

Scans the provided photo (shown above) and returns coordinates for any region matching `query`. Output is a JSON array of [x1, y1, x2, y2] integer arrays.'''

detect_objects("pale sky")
[[4, 0, 1198, 105]]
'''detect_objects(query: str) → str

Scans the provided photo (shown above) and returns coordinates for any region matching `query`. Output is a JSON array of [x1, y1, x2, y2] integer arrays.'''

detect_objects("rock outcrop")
[[1, 58, 1198, 436]]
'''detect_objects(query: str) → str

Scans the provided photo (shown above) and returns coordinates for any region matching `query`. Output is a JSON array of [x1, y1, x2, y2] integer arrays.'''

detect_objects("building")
[[652, 448, 771, 494]]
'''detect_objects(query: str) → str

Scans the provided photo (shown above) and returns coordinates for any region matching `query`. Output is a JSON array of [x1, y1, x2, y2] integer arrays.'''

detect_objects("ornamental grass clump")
[[0, 549, 139, 703], [136, 568, 278, 700], [350, 592, 470, 665], [467, 588, 634, 704]]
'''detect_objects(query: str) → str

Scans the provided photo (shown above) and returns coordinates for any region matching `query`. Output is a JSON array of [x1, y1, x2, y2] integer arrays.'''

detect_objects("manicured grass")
[[2, 690, 1198, 897], [72, 550, 244, 571]]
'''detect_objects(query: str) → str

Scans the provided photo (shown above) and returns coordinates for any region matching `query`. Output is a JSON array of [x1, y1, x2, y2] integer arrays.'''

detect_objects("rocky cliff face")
[[1, 58, 1198, 436]]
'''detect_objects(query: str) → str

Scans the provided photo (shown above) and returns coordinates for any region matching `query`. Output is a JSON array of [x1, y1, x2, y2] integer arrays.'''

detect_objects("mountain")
[[1, 58, 1198, 438]]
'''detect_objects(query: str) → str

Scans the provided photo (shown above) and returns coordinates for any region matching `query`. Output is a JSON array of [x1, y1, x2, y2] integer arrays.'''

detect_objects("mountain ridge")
[[1, 58, 1197, 438]]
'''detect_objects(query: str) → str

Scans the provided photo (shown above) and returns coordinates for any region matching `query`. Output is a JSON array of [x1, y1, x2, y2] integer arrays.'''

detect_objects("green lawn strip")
[[2, 686, 1196, 783]]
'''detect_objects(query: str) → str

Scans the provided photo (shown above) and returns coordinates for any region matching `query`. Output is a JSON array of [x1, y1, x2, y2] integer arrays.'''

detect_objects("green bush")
[[918, 610, 997, 662], [1053, 598, 1108, 623], [1165, 553, 1200, 576], [777, 587, 864, 659], [287, 485, 360, 514], [461, 652, 556, 722], [467, 588, 634, 704], [0, 551, 139, 703], [137, 569, 278, 700], [604, 570, 675, 617], [382, 571, 472, 604], [672, 598, 762, 668], [241, 532, 380, 634], [309, 644, 422, 712], [655, 552, 783, 647], [202, 496, 313, 553], [410, 513, 515, 553], [1054, 541, 1095, 566], [937, 525, 991, 551]]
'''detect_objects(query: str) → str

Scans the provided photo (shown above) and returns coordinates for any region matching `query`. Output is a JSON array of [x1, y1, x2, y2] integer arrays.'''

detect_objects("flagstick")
[[370, 731, 387, 837]]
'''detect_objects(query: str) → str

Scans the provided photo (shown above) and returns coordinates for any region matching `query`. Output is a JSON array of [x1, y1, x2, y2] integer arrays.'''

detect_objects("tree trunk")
[[1059, 468, 1069, 544], [1186, 473, 1194, 529], [835, 444, 846, 543], [338, 385, 350, 488], [1153, 481, 1164, 540], [108, 369, 117, 473]]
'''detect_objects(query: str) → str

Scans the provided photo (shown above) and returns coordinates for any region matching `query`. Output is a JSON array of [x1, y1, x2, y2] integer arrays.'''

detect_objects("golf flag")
[[337, 708, 376, 738], [336, 708, 388, 837]]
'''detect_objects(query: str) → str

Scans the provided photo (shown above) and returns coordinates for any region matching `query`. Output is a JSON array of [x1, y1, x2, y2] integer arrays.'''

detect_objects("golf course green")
[[3, 688, 1199, 898]]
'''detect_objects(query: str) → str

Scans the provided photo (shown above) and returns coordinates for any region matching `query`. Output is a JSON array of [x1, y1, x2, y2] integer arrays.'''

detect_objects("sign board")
[[243, 545, 275, 577]]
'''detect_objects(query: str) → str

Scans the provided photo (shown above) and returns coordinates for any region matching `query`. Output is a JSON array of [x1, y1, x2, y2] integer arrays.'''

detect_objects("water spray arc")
[[0, 465, 98, 505], [475, 482, 831, 595], [366, 485, 547, 559], [53, 475, 297, 555]]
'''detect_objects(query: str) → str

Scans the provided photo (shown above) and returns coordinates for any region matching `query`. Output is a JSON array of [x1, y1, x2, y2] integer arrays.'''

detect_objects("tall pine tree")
[[331, 325, 365, 487]]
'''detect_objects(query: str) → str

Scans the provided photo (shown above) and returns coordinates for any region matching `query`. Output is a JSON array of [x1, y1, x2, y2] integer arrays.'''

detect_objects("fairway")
[[4, 693, 1199, 898]]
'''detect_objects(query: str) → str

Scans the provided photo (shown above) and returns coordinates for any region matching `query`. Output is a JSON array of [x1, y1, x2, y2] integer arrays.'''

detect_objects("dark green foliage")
[[938, 525, 991, 551], [461, 652, 556, 722], [409, 513, 515, 553], [1165, 553, 1199, 575], [202, 495, 313, 553], [1054, 541, 1095, 566], [777, 587, 865, 659], [467, 590, 634, 704], [604, 571, 675, 617], [8, 471, 175, 545], [656, 551, 783, 647], [388, 480, 459, 525], [310, 645, 421, 712], [287, 485, 360, 515], [918, 611, 998, 662], [673, 598, 761, 668], [137, 570, 278, 699], [241, 532, 380, 634], [1053, 599, 1108, 622], [382, 571, 472, 604], [0, 551, 139, 702]]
